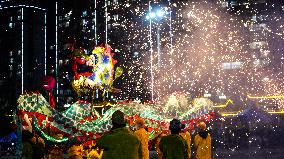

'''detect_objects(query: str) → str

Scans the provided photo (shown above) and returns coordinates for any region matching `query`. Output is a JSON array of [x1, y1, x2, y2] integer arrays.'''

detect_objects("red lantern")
[[41, 76, 55, 91], [41, 76, 56, 108]]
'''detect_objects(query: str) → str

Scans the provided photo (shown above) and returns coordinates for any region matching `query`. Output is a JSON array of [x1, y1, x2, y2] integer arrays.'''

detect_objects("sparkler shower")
[[1, 0, 284, 158], [116, 0, 284, 113]]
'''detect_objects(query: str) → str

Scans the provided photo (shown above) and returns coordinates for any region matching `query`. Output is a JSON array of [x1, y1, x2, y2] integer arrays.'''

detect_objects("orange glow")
[[247, 95, 284, 99]]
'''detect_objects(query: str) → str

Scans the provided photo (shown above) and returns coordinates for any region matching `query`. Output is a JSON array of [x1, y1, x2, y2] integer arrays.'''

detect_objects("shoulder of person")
[[194, 133, 200, 139], [96, 132, 112, 144], [159, 135, 168, 141], [134, 128, 140, 133], [129, 129, 141, 137], [100, 131, 112, 138], [179, 134, 188, 142]]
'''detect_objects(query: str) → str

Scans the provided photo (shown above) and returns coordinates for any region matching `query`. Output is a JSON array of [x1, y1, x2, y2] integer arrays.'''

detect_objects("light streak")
[[44, 12, 47, 75], [94, 0, 97, 45], [105, 0, 108, 44], [268, 111, 284, 114], [213, 99, 234, 108], [220, 112, 240, 117], [94, 0, 98, 98], [55, 2, 58, 102], [93, 103, 114, 108], [149, 1, 154, 101], [247, 95, 284, 99], [21, 8, 24, 94]]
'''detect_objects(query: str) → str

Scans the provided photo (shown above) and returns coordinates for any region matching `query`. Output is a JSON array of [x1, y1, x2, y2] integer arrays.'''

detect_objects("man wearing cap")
[[134, 118, 149, 159], [194, 122, 211, 159], [159, 119, 189, 159], [96, 110, 143, 159]]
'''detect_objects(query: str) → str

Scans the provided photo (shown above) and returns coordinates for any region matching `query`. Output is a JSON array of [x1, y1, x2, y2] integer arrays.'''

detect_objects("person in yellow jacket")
[[67, 144, 85, 159], [134, 119, 149, 159], [86, 142, 103, 159], [180, 124, 191, 159], [194, 122, 211, 159]]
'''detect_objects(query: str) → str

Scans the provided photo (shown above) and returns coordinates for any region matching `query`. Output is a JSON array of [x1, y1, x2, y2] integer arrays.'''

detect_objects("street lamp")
[[146, 8, 166, 101], [146, 9, 166, 68], [156, 10, 165, 17], [149, 12, 157, 18]]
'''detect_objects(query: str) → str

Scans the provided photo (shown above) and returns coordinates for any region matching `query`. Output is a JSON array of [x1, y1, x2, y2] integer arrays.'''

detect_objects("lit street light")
[[146, 9, 166, 68], [146, 7, 167, 101], [156, 10, 165, 17]]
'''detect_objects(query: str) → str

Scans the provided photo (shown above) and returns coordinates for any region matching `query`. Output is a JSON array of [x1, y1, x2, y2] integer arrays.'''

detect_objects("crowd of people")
[[22, 110, 212, 159]]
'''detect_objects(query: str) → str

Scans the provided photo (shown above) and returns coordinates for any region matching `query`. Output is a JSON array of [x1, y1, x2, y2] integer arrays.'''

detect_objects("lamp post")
[[146, 9, 165, 68], [146, 6, 166, 101], [147, 1, 154, 101]]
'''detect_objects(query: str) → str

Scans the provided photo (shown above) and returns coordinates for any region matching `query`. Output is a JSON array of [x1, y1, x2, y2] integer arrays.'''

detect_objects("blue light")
[[149, 12, 156, 18], [156, 10, 165, 17], [146, 15, 150, 20], [147, 10, 166, 20]]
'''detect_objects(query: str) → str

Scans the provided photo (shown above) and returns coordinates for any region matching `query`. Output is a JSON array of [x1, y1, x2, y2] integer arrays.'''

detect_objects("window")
[[222, 63, 231, 70], [251, 23, 267, 31], [82, 19, 88, 26], [222, 62, 242, 70], [64, 22, 69, 27], [113, 14, 119, 21], [252, 15, 257, 22], [59, 60, 63, 66], [9, 65, 13, 71], [8, 23, 14, 28], [230, 1, 237, 7], [133, 51, 139, 58], [220, 2, 229, 8], [250, 41, 267, 49], [9, 58, 14, 64], [107, 24, 111, 29], [82, 11, 87, 17], [257, 15, 268, 22], [64, 14, 70, 21]]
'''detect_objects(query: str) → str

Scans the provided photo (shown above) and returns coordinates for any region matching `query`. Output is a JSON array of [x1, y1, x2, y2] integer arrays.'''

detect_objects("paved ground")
[[213, 148, 284, 159], [150, 148, 284, 159], [1, 148, 284, 159]]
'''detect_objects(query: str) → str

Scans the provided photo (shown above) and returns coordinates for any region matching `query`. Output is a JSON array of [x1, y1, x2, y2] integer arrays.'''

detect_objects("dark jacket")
[[96, 127, 143, 159], [159, 134, 188, 159]]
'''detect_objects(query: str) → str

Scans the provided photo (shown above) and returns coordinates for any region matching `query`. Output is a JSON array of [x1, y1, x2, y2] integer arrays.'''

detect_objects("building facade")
[[0, 1, 47, 111]]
